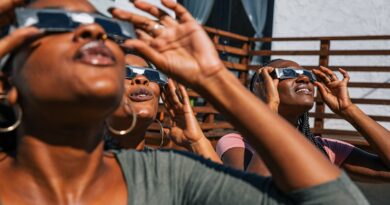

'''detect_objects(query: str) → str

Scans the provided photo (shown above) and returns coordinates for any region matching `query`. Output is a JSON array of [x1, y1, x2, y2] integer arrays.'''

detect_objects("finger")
[[121, 39, 167, 72], [0, 0, 24, 14], [338, 68, 350, 84], [319, 66, 338, 81], [312, 69, 331, 84], [0, 27, 41, 59], [314, 82, 328, 96], [111, 8, 163, 35], [132, 1, 178, 27], [133, 0, 169, 19], [261, 67, 274, 83], [160, 15, 179, 27], [161, 0, 195, 23], [167, 78, 182, 106], [162, 79, 178, 108], [135, 29, 153, 45], [177, 84, 190, 105]]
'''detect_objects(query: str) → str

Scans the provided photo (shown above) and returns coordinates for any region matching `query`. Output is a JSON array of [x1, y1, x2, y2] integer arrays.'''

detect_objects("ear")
[[6, 87, 18, 106]]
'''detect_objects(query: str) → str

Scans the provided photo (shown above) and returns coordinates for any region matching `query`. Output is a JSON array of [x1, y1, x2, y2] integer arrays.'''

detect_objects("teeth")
[[296, 88, 310, 94]]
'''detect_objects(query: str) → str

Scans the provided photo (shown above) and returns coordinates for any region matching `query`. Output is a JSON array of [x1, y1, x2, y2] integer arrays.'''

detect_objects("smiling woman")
[[218, 59, 390, 183], [0, 0, 368, 204]]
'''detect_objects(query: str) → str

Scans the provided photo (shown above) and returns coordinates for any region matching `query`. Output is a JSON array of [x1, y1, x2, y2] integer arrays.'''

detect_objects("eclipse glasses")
[[14, 8, 136, 43], [258, 68, 317, 83], [126, 65, 168, 87]]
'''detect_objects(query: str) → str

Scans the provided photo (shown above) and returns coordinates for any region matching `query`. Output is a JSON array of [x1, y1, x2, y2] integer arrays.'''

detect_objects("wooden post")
[[314, 40, 330, 136], [239, 42, 250, 85]]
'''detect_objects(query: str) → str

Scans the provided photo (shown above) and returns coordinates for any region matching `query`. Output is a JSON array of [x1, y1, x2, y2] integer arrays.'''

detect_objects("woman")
[[217, 59, 390, 182], [105, 53, 221, 163], [0, 0, 366, 204]]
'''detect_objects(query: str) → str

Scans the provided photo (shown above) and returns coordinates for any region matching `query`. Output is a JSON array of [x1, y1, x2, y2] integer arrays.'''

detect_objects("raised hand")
[[0, 0, 25, 27], [161, 79, 204, 147], [312, 66, 353, 116], [0, 27, 41, 66], [257, 67, 279, 112], [162, 79, 222, 163], [111, 0, 224, 89]]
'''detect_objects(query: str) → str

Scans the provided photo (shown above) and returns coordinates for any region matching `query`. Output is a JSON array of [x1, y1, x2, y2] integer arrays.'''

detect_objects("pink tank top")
[[216, 133, 354, 166]]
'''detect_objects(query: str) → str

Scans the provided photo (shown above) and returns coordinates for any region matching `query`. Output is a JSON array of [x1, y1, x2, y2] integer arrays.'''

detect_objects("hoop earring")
[[106, 99, 137, 136], [0, 94, 22, 133], [154, 119, 165, 148]]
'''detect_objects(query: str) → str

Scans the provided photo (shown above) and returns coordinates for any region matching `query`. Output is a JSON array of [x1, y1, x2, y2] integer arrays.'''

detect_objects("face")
[[10, 0, 125, 123], [262, 60, 315, 115], [111, 54, 160, 126]]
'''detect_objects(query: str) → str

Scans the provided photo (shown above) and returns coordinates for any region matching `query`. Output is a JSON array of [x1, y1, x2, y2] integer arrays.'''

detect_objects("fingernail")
[[107, 7, 115, 13]]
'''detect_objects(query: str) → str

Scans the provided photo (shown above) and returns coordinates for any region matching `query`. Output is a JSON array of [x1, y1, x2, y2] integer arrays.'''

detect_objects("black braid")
[[297, 112, 329, 159]]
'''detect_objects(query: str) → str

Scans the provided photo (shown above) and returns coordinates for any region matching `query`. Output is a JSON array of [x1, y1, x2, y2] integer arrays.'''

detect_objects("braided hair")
[[250, 59, 329, 159], [297, 112, 329, 158]]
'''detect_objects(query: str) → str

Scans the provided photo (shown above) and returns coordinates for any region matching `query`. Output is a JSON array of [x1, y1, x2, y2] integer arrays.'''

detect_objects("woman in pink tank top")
[[217, 59, 390, 182]]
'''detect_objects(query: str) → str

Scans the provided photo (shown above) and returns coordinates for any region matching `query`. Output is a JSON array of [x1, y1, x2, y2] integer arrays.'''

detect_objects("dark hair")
[[249, 58, 329, 159], [297, 112, 329, 158]]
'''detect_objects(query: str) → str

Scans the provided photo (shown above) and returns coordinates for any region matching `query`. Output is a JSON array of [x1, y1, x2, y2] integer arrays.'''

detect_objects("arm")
[[313, 67, 390, 180], [162, 79, 222, 164], [113, 0, 341, 192]]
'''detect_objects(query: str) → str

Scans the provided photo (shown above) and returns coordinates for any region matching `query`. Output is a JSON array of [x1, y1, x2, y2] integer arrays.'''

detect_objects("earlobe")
[[6, 87, 18, 105]]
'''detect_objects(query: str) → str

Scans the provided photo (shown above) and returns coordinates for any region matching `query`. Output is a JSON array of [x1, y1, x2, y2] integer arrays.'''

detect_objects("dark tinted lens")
[[143, 70, 160, 82], [126, 67, 136, 79], [303, 70, 316, 82], [282, 69, 297, 78], [37, 12, 73, 29], [95, 18, 123, 38]]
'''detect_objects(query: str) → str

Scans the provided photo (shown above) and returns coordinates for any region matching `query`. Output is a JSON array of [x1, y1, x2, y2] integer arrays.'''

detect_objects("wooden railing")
[[146, 27, 390, 148]]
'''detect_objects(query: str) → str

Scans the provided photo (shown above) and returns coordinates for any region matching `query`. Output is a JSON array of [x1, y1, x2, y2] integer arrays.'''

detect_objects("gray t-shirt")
[[115, 149, 368, 205]]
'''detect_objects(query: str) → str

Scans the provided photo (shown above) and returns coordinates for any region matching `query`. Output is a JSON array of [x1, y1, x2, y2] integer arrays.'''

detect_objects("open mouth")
[[74, 41, 116, 66], [128, 87, 154, 102], [295, 85, 313, 95]]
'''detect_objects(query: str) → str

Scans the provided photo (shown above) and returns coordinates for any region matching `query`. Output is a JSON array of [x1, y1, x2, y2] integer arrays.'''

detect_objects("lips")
[[128, 87, 154, 102], [295, 85, 313, 95], [74, 41, 116, 66]]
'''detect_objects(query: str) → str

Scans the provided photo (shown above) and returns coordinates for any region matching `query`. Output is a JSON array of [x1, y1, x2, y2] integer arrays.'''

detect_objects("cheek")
[[277, 82, 295, 102]]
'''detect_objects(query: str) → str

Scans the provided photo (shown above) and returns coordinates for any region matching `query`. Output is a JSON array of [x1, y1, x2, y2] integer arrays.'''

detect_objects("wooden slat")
[[215, 44, 248, 56], [309, 113, 390, 122], [348, 82, 390, 88], [304, 66, 390, 72], [199, 122, 233, 130], [222, 61, 248, 71], [250, 35, 390, 42], [193, 106, 218, 114], [204, 26, 249, 41], [249, 50, 390, 56], [315, 98, 390, 105]]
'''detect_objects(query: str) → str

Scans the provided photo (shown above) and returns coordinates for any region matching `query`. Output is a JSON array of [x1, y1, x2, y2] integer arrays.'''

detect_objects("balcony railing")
[[146, 27, 390, 148]]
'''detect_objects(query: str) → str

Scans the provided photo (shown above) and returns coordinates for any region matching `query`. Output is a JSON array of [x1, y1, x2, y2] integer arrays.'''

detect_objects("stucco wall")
[[271, 0, 390, 130]]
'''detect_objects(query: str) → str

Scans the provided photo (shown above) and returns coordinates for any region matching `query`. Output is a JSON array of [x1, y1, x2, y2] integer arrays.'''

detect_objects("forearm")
[[197, 68, 340, 192], [189, 136, 222, 164], [342, 104, 390, 168]]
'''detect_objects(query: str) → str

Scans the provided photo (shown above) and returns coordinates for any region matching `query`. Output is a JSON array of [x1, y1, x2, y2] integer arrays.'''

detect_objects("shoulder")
[[316, 137, 355, 166], [216, 133, 255, 157]]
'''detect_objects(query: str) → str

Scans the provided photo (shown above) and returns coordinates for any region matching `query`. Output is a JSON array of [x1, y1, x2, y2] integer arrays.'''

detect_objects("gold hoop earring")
[[106, 99, 137, 136], [0, 94, 22, 133], [154, 119, 165, 148]]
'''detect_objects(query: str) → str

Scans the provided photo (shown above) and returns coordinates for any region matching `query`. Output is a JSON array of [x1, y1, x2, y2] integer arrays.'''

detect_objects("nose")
[[296, 74, 310, 84], [132, 75, 150, 86], [73, 23, 107, 42]]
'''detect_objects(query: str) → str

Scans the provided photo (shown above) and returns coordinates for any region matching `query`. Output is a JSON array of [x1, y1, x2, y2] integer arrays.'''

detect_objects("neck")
[[278, 109, 301, 127], [111, 126, 147, 150], [14, 119, 108, 202]]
